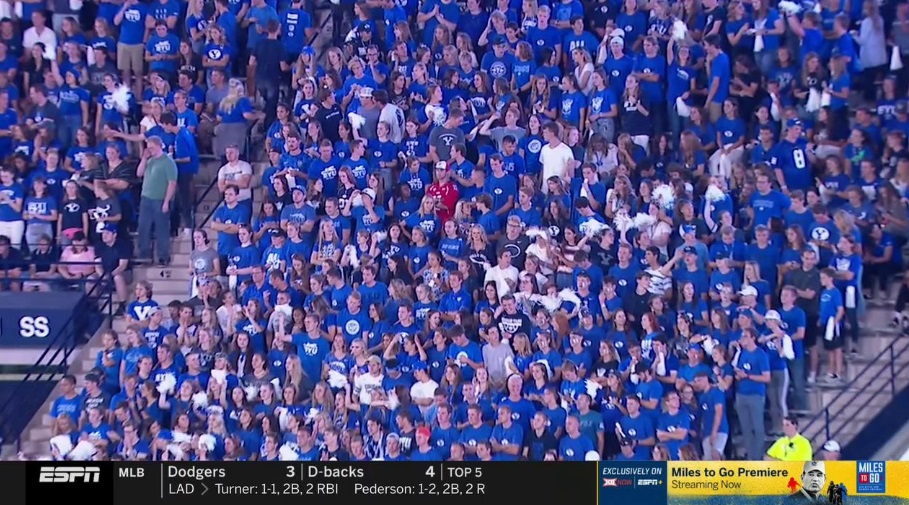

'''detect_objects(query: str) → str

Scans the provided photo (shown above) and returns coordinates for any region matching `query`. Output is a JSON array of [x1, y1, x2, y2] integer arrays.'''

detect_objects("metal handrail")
[[0, 267, 116, 448], [802, 337, 909, 444]]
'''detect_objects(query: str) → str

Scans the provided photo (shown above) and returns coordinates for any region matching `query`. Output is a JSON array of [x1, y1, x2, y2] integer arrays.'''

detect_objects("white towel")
[[190, 274, 200, 299], [781, 335, 795, 360], [676, 96, 691, 117], [825, 317, 837, 342], [892, 46, 904, 71], [807, 88, 822, 112], [846, 286, 856, 309], [820, 90, 832, 108], [228, 274, 237, 291]]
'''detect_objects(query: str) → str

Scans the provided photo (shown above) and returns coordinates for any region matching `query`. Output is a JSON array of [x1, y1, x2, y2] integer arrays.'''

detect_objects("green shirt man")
[[139, 137, 178, 204]]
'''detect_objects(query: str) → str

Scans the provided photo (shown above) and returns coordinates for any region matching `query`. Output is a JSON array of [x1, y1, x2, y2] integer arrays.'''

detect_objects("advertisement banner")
[[667, 461, 906, 505]]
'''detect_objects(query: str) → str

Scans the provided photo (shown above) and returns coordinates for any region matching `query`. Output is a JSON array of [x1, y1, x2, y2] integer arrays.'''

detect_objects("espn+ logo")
[[39, 466, 101, 483]]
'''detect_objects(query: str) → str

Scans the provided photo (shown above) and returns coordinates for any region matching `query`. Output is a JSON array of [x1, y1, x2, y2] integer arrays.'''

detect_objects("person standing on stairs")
[[162, 115, 200, 238], [136, 136, 178, 266]]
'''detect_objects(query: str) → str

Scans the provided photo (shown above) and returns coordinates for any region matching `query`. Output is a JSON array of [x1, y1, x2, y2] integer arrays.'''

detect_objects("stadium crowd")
[[0, 0, 899, 463]]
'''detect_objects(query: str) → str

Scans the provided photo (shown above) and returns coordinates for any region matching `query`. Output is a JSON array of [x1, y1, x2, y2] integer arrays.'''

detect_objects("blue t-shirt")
[[735, 347, 770, 396], [117, 4, 149, 45]]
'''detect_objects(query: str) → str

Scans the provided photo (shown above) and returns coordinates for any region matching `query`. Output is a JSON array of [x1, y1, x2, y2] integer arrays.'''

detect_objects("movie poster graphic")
[[665, 461, 907, 505]]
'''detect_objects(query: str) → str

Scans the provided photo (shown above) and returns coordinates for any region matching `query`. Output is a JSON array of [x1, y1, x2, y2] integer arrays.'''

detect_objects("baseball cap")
[[101, 223, 118, 234], [362, 188, 377, 200], [786, 118, 803, 128], [764, 310, 788, 328], [435, 161, 449, 171], [683, 245, 697, 255], [804, 461, 826, 474], [739, 285, 758, 297], [610, 36, 624, 46], [416, 426, 431, 438], [715, 250, 730, 260], [412, 361, 428, 372], [358, 87, 374, 98], [387, 432, 400, 442], [682, 224, 696, 235], [385, 358, 400, 371], [492, 35, 506, 46], [367, 355, 382, 365], [823, 440, 841, 453]]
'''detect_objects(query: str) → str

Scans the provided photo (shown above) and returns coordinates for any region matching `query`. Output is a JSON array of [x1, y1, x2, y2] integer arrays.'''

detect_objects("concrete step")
[[16, 320, 116, 455], [151, 292, 190, 306], [799, 336, 909, 449], [135, 265, 192, 284], [24, 426, 53, 443]]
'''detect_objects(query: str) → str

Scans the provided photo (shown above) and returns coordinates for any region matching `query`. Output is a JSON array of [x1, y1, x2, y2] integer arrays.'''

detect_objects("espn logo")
[[38, 466, 101, 483]]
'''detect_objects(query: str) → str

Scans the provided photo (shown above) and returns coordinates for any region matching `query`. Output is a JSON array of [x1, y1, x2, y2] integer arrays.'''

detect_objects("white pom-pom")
[[671, 20, 688, 41], [580, 219, 610, 238], [280, 444, 300, 461], [386, 390, 400, 411], [166, 443, 185, 460], [49, 435, 74, 457], [584, 379, 602, 398], [191, 392, 209, 409], [347, 112, 366, 130], [612, 209, 634, 233], [424, 104, 446, 126], [172, 431, 192, 444], [633, 213, 657, 230], [156, 374, 177, 395], [111, 84, 133, 114], [585, 450, 601, 461], [779, 1, 802, 14], [244, 385, 259, 401], [198, 434, 216, 451], [328, 370, 348, 389], [525, 227, 550, 241], [705, 184, 726, 203], [652, 184, 676, 211], [558, 288, 582, 306], [210, 369, 226, 384]]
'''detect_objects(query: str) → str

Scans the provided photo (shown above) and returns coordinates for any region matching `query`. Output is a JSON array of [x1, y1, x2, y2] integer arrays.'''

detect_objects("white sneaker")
[[807, 374, 816, 385]]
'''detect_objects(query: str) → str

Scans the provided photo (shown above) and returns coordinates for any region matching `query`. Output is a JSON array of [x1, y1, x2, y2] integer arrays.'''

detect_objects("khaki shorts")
[[117, 43, 145, 74]]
